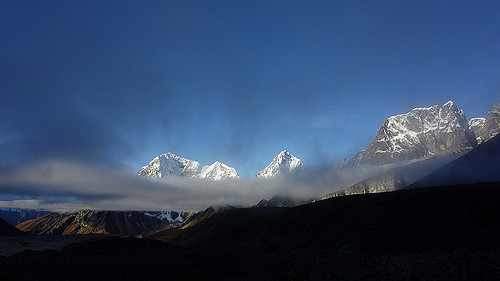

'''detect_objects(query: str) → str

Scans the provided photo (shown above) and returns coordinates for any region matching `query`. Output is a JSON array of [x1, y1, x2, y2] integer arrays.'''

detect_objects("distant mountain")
[[138, 152, 239, 180], [17, 210, 196, 236], [149, 205, 234, 239], [255, 150, 304, 178], [0, 208, 50, 226], [408, 133, 500, 188], [336, 101, 477, 169]]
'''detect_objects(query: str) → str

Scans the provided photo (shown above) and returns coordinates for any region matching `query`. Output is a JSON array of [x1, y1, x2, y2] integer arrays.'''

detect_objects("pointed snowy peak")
[[198, 161, 240, 180], [256, 150, 304, 178], [138, 152, 201, 179]]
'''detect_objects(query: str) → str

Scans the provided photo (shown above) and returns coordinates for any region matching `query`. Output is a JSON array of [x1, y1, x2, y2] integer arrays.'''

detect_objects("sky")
[[1, 1, 499, 180]]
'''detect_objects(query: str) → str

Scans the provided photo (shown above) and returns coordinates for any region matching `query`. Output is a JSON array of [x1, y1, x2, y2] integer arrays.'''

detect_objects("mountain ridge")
[[336, 101, 478, 169], [138, 152, 239, 180]]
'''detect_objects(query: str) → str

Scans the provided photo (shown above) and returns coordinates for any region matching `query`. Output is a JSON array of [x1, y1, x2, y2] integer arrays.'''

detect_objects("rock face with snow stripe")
[[138, 152, 239, 180], [336, 101, 477, 168], [469, 117, 486, 143], [256, 150, 304, 178], [479, 103, 500, 143], [198, 161, 239, 180]]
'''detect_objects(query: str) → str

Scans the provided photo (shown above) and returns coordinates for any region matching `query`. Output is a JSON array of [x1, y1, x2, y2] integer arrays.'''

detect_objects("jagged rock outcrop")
[[479, 103, 500, 143], [468, 117, 486, 142], [138, 152, 239, 180], [255, 150, 304, 178], [336, 101, 477, 169], [16, 210, 194, 236]]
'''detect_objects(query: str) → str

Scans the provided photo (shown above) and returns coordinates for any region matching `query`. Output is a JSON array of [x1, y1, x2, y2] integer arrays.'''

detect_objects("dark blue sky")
[[1, 1, 499, 177]]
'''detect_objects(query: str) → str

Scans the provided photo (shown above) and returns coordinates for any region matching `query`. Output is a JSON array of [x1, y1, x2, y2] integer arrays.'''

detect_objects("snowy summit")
[[138, 152, 239, 180], [255, 150, 304, 178]]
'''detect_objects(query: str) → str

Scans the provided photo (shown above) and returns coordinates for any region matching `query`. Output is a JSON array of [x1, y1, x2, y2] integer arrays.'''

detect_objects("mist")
[[0, 159, 403, 212]]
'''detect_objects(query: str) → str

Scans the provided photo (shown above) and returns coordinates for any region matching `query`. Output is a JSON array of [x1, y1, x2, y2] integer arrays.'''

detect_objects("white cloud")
[[0, 159, 398, 212]]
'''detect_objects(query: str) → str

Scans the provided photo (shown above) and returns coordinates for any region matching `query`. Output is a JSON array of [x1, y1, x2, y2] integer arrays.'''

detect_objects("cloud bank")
[[0, 160, 398, 212]]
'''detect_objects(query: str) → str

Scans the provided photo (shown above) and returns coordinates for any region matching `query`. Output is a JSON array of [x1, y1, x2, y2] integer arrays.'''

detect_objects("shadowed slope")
[[153, 182, 500, 254], [0, 217, 25, 237], [409, 133, 500, 188]]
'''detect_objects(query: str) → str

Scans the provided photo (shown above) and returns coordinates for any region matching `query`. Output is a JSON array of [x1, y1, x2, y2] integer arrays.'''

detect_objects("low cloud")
[[0, 160, 400, 212]]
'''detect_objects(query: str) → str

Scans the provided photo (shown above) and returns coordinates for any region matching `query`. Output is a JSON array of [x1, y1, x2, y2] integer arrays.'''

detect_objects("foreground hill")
[[1, 182, 498, 280], [409, 133, 500, 188], [153, 182, 500, 254], [0, 217, 24, 237]]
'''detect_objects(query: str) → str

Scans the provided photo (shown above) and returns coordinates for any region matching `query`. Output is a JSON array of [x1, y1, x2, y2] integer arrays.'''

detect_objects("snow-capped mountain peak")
[[336, 101, 477, 168], [198, 161, 239, 180], [138, 153, 239, 180], [255, 150, 304, 178], [138, 152, 201, 178]]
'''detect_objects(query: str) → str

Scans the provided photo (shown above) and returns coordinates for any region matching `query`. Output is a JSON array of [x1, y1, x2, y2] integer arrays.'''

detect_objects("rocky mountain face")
[[138, 152, 239, 180], [468, 117, 486, 142], [479, 103, 500, 143], [255, 150, 304, 178], [325, 102, 500, 199], [17, 210, 196, 236], [336, 101, 477, 169]]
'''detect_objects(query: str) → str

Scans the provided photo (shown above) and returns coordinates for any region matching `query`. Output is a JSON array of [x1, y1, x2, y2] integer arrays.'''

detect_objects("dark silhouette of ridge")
[[0, 217, 25, 237], [153, 182, 500, 254], [1, 182, 499, 280]]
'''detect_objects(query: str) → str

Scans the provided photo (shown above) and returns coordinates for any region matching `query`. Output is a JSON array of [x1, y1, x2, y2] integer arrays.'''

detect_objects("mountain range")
[[5, 100, 499, 238], [138, 152, 239, 180], [139, 150, 305, 180], [17, 210, 196, 236]]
